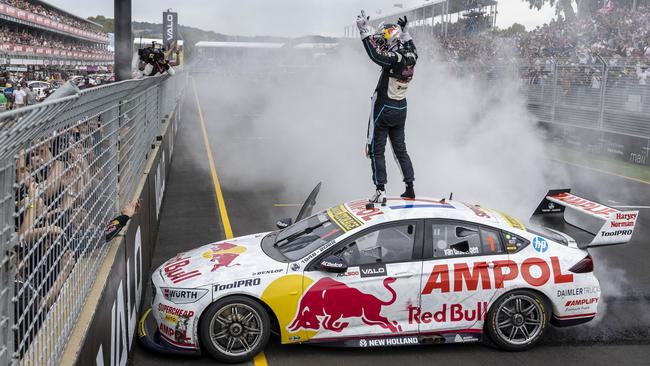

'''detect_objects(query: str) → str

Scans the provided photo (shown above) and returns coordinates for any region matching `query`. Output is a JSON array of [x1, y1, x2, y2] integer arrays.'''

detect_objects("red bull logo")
[[202, 242, 246, 272], [288, 277, 401, 333]]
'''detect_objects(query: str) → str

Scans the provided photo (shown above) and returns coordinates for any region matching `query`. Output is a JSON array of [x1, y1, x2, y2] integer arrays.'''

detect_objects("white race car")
[[138, 185, 638, 363]]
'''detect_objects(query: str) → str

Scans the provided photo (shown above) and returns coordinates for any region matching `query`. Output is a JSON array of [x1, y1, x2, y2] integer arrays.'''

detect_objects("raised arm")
[[361, 37, 400, 67]]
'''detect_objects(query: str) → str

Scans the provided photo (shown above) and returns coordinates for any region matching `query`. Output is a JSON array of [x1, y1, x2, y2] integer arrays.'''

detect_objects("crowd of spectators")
[[0, 25, 110, 56], [1, 0, 107, 38]]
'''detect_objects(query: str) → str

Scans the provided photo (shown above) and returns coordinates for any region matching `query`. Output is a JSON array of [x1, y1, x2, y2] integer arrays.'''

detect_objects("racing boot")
[[401, 183, 415, 199], [369, 186, 387, 206]]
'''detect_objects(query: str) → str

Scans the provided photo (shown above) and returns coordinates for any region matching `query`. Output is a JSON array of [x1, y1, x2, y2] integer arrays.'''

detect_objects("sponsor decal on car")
[[610, 212, 637, 227], [337, 270, 360, 277], [360, 263, 387, 278], [601, 229, 633, 237], [252, 268, 284, 276], [421, 257, 573, 294], [548, 192, 618, 219], [161, 287, 208, 304], [327, 204, 363, 232], [556, 286, 600, 298], [496, 211, 526, 231], [407, 302, 488, 324], [358, 336, 419, 347], [202, 242, 246, 272], [213, 278, 261, 292], [532, 237, 549, 254], [453, 334, 479, 343], [347, 200, 384, 222], [288, 277, 401, 333], [564, 298, 598, 307], [461, 202, 492, 218], [158, 303, 195, 318], [163, 256, 201, 284]]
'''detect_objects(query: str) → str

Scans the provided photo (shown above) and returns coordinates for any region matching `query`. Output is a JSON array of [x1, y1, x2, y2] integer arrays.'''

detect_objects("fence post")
[[551, 61, 558, 123], [0, 157, 15, 364], [597, 56, 608, 130]]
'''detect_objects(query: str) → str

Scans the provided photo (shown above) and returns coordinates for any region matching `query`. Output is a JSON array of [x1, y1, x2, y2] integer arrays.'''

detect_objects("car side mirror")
[[319, 255, 348, 273], [276, 218, 292, 229]]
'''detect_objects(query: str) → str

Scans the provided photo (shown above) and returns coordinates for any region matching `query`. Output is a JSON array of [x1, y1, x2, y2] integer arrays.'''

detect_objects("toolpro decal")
[[213, 278, 261, 292], [288, 277, 401, 333], [532, 237, 548, 253], [421, 257, 573, 294], [163, 256, 201, 284], [408, 302, 488, 324], [202, 242, 246, 272]]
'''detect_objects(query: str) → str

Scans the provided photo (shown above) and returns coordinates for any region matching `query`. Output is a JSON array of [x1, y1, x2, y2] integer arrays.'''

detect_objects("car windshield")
[[274, 210, 344, 261]]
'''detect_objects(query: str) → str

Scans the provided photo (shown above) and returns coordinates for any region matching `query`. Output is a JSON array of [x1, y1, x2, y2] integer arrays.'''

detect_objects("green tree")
[[88, 15, 114, 33]]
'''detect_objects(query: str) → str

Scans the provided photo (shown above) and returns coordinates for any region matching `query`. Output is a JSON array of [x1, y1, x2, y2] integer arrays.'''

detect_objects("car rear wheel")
[[199, 296, 270, 363], [486, 290, 549, 351]]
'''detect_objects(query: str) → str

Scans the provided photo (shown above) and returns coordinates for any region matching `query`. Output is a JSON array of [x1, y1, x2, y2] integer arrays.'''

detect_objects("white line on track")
[[611, 205, 650, 209]]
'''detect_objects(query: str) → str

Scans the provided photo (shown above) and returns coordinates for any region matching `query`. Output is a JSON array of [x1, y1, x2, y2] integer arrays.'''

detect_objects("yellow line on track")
[[551, 158, 650, 186], [192, 77, 269, 365], [253, 352, 269, 366], [192, 77, 234, 239]]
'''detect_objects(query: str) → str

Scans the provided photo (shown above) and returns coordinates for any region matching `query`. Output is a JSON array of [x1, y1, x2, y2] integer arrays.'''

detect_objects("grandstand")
[[0, 0, 112, 79], [344, 0, 498, 38]]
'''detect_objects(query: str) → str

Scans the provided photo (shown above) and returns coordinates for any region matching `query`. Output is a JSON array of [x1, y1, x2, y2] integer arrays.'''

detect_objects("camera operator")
[[137, 43, 175, 77]]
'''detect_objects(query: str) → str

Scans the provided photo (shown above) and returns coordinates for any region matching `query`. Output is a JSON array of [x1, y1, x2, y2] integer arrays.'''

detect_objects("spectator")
[[25, 85, 35, 105], [14, 84, 26, 108]]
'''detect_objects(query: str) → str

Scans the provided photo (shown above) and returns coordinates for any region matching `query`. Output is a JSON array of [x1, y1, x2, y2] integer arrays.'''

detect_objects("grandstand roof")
[[195, 41, 285, 49], [370, 0, 497, 24], [36, 0, 102, 28]]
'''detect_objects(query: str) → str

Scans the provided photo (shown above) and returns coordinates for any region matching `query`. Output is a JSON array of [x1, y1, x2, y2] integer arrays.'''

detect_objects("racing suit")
[[362, 37, 417, 187]]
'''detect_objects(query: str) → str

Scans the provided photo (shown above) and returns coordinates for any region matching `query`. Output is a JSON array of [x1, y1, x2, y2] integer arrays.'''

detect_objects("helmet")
[[372, 23, 402, 51]]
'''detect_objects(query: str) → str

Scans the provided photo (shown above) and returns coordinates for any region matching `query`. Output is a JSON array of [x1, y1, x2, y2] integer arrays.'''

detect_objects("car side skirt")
[[551, 312, 596, 327], [302, 329, 483, 348]]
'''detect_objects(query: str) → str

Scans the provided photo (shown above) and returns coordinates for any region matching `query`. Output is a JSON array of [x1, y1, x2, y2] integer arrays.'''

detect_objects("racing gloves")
[[356, 10, 372, 39]]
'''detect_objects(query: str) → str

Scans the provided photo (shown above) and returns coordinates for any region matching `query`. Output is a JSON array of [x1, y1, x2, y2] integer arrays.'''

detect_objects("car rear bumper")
[[551, 312, 596, 327], [138, 307, 201, 355]]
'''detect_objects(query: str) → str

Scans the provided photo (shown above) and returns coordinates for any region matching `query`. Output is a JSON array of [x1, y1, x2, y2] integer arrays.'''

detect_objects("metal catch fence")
[[521, 60, 650, 139], [0, 72, 186, 365]]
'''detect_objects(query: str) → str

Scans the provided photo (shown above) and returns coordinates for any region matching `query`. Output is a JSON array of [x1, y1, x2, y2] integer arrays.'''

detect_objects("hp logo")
[[532, 237, 548, 253]]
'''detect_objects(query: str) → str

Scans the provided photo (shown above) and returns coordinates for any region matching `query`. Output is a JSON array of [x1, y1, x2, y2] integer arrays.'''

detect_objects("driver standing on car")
[[356, 11, 417, 205]]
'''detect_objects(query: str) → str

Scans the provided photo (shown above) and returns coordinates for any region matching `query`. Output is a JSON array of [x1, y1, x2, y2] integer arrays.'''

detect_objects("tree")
[[495, 23, 527, 37], [88, 15, 114, 33], [522, 0, 607, 20]]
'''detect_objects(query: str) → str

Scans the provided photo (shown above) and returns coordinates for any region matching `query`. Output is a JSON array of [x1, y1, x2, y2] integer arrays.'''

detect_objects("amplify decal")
[[288, 277, 401, 333], [163, 255, 201, 284], [327, 204, 363, 232], [408, 302, 488, 324], [359, 336, 418, 347], [565, 298, 598, 307], [421, 257, 573, 294], [202, 242, 246, 272], [162, 288, 208, 304], [347, 200, 384, 222], [360, 263, 387, 278]]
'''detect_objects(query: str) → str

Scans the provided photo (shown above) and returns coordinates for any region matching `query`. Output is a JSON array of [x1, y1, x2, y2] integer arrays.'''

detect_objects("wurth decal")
[[421, 257, 573, 294], [288, 277, 401, 333]]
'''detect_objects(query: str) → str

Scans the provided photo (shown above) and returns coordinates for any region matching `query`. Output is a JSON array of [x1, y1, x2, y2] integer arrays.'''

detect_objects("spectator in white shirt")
[[14, 85, 27, 108]]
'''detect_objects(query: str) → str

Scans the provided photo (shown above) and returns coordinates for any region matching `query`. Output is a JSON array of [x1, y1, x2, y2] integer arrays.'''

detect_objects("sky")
[[45, 0, 557, 37]]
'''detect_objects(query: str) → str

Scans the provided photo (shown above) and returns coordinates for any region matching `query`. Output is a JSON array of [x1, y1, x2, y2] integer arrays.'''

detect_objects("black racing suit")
[[362, 36, 417, 186]]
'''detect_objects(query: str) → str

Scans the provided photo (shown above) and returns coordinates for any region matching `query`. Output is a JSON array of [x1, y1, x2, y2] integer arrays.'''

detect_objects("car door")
[[291, 220, 424, 343], [418, 220, 509, 334]]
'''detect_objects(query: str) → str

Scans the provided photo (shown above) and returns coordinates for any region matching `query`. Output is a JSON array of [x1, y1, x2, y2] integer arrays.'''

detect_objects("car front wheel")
[[199, 295, 271, 363], [486, 289, 549, 351]]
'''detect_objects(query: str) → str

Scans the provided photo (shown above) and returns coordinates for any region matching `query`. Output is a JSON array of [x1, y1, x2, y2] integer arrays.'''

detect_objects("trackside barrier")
[[0, 72, 186, 365]]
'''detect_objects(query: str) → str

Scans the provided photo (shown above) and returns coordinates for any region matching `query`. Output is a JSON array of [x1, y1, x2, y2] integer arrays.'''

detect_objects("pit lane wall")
[[57, 100, 181, 366]]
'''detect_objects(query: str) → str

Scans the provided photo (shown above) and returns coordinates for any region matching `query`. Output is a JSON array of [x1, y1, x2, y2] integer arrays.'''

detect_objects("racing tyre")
[[486, 290, 549, 351], [199, 296, 271, 363]]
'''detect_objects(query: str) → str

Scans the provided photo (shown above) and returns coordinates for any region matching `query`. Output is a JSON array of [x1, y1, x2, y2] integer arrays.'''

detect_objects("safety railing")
[[520, 60, 650, 139], [0, 72, 186, 365]]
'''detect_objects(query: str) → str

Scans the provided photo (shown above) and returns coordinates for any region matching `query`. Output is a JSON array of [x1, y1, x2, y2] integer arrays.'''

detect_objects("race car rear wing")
[[530, 189, 639, 248]]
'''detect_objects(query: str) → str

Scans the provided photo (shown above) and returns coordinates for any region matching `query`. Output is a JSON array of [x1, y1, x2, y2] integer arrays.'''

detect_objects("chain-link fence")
[[0, 72, 186, 365], [521, 59, 650, 138]]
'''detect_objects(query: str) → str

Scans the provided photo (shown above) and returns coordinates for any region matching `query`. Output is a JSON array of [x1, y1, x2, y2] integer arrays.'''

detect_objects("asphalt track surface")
[[130, 77, 650, 366]]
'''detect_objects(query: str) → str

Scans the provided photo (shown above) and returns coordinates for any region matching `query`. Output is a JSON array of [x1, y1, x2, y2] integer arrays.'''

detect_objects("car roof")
[[334, 197, 527, 233]]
